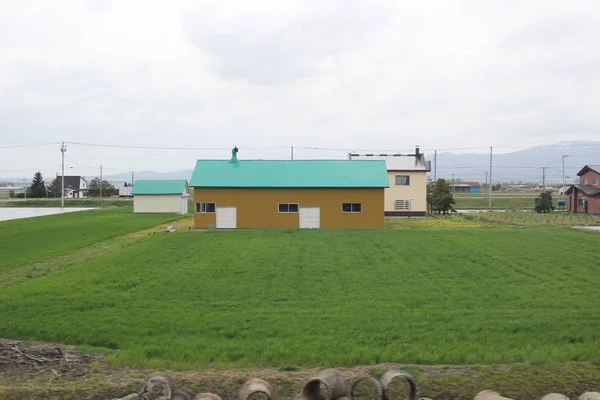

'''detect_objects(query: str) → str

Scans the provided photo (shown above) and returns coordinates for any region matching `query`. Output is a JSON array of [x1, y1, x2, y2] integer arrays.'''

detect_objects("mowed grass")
[[0, 207, 186, 271], [0, 228, 599, 369]]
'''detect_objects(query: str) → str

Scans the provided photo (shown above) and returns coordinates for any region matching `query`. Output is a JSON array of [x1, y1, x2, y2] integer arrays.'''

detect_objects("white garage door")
[[216, 207, 237, 229], [299, 207, 320, 229], [180, 196, 188, 214]]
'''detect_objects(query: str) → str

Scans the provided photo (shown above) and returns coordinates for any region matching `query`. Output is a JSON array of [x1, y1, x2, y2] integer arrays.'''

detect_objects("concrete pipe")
[[194, 394, 223, 400], [239, 378, 275, 400], [380, 370, 418, 400], [473, 390, 514, 400], [172, 388, 193, 400], [347, 376, 383, 400], [302, 369, 348, 400], [138, 372, 175, 400], [580, 393, 600, 400], [541, 394, 569, 400]]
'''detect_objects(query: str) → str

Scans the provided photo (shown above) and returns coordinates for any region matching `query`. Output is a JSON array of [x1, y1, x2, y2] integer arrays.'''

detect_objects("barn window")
[[278, 203, 299, 213], [342, 203, 362, 213], [196, 202, 216, 213], [395, 200, 411, 210], [395, 175, 410, 185]]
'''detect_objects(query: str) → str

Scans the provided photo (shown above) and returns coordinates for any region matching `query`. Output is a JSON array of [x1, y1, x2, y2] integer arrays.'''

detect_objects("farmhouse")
[[349, 147, 431, 217], [566, 165, 600, 214], [131, 180, 190, 214], [190, 148, 388, 229], [54, 176, 87, 198]]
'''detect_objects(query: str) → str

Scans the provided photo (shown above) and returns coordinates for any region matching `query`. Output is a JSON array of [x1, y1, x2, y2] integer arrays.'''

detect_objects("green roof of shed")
[[131, 180, 189, 195], [189, 160, 389, 188]]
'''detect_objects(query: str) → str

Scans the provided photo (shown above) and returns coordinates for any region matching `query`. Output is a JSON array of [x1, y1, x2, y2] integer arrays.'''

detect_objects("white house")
[[55, 176, 88, 198], [131, 180, 190, 214], [349, 146, 431, 216]]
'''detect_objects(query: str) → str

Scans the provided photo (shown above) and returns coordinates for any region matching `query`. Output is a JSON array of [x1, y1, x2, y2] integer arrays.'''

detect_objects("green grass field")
[[1, 211, 599, 370], [0, 207, 186, 272], [453, 196, 567, 210]]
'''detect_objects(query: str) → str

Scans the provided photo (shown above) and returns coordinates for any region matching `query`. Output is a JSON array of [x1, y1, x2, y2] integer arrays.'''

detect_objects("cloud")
[[1, 0, 600, 179]]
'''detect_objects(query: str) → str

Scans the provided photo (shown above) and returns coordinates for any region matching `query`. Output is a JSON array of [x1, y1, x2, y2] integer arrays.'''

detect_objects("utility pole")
[[485, 171, 488, 190], [433, 150, 437, 182], [132, 171, 134, 186], [542, 167, 548, 191], [291, 146, 294, 160], [562, 155, 570, 189], [488, 146, 493, 209], [100, 165, 103, 199], [60, 142, 67, 207]]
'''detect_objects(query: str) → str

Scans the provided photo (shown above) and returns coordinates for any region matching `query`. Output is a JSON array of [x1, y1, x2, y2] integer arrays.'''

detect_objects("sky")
[[1, 0, 600, 180]]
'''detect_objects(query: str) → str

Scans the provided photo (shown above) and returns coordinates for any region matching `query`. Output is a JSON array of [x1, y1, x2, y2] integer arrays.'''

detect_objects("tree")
[[428, 178, 455, 214], [29, 172, 47, 198], [87, 177, 118, 197], [535, 190, 554, 213], [47, 178, 62, 198]]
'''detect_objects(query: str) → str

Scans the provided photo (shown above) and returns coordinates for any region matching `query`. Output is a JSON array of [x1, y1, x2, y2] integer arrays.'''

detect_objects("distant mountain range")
[[3, 141, 597, 186], [105, 141, 598, 186], [430, 141, 600, 185]]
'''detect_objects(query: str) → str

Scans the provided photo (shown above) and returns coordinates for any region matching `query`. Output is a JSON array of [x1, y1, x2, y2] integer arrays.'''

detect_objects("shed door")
[[216, 207, 237, 229], [180, 196, 188, 214], [299, 207, 320, 229]]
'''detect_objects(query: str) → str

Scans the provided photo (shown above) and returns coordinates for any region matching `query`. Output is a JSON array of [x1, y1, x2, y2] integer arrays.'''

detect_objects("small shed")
[[131, 180, 190, 214]]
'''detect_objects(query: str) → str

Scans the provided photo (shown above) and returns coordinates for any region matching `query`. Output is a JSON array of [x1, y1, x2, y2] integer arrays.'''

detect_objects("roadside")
[[1, 339, 600, 400]]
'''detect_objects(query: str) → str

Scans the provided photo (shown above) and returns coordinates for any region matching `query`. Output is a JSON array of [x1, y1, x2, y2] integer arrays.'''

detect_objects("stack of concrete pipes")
[[114, 369, 600, 400]]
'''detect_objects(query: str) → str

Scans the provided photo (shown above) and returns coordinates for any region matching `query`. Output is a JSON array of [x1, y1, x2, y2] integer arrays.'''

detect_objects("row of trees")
[[11, 172, 118, 198]]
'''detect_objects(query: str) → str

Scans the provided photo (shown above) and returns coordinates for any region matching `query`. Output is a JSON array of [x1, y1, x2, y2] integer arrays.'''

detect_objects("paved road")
[[573, 226, 600, 231]]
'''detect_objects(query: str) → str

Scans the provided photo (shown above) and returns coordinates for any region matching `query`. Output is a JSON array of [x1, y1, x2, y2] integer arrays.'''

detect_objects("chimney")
[[415, 145, 420, 157], [229, 146, 239, 164]]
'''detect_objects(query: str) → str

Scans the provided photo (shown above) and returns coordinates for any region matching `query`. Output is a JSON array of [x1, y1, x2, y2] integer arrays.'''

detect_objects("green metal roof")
[[131, 180, 189, 195], [190, 160, 389, 188]]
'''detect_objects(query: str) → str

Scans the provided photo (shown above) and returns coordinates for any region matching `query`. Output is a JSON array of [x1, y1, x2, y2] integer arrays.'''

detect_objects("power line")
[[65, 142, 289, 151], [0, 142, 60, 149]]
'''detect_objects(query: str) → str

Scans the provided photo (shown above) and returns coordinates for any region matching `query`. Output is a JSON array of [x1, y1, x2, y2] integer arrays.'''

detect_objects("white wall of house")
[[134, 195, 188, 214], [384, 171, 428, 212]]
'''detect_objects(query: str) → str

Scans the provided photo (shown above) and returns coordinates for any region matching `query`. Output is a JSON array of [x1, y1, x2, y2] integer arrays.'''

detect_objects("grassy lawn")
[[454, 196, 566, 210], [468, 212, 600, 226], [0, 207, 186, 272], [0, 226, 598, 370]]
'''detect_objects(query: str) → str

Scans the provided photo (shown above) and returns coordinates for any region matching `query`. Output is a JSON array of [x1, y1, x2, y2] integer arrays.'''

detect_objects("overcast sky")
[[1, 0, 599, 179]]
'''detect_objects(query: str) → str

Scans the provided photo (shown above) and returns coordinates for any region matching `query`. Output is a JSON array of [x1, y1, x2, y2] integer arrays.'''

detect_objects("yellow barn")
[[190, 149, 389, 229]]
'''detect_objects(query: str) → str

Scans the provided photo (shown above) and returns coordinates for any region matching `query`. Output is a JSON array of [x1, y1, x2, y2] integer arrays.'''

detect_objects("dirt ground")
[[2, 339, 600, 400]]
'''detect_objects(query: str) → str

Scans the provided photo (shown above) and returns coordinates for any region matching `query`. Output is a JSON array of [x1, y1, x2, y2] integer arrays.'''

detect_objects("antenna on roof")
[[229, 146, 239, 164]]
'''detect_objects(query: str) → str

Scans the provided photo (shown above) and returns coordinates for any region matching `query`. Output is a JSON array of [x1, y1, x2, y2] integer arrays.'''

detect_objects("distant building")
[[449, 182, 481, 193], [349, 147, 430, 217], [131, 180, 190, 214], [54, 176, 87, 198], [566, 165, 600, 214]]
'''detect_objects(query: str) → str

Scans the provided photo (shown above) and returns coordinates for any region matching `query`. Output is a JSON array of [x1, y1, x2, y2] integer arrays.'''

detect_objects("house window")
[[395, 175, 410, 185], [594, 178, 599, 185], [578, 199, 585, 206], [278, 203, 299, 213], [342, 203, 362, 213], [583, 178, 588, 184], [395, 200, 411, 210], [196, 202, 216, 213]]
